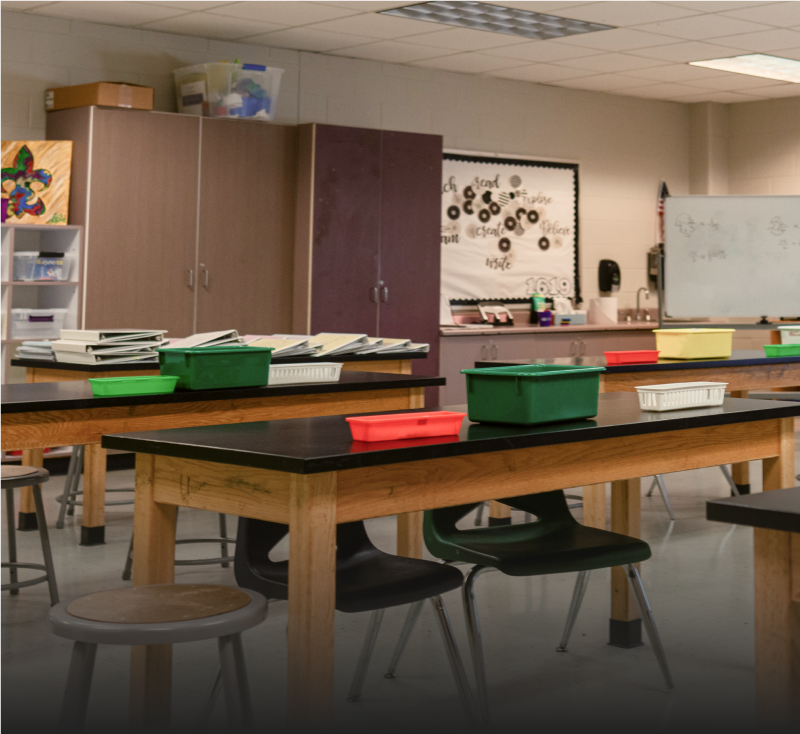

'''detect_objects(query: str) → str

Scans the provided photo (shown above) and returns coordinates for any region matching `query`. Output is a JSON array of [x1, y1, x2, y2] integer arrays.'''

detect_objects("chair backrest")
[[423, 490, 578, 562], [234, 518, 378, 600]]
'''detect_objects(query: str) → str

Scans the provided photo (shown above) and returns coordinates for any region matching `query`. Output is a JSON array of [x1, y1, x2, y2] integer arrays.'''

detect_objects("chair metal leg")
[[218, 633, 254, 732], [67, 445, 84, 517], [347, 609, 385, 702], [201, 668, 224, 729], [219, 513, 230, 569], [646, 477, 658, 497], [474, 501, 486, 526], [384, 600, 425, 679], [653, 475, 675, 521], [626, 564, 674, 689], [430, 595, 477, 722], [557, 570, 590, 652], [32, 485, 59, 605], [719, 465, 740, 496], [122, 533, 134, 582], [5, 487, 19, 595], [59, 641, 97, 732], [57, 446, 81, 529], [463, 565, 491, 723]]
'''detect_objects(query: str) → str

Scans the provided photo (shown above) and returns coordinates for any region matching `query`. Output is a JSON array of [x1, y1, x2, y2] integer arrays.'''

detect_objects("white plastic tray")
[[268, 362, 343, 386], [635, 381, 728, 412]]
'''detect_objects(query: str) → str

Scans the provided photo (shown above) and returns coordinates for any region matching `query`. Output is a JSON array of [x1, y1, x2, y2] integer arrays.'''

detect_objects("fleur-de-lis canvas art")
[[1, 140, 72, 225]]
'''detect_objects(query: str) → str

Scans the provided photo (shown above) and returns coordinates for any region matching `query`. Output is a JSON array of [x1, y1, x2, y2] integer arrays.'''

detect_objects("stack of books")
[[15, 341, 55, 361], [159, 330, 245, 350], [52, 329, 167, 365]]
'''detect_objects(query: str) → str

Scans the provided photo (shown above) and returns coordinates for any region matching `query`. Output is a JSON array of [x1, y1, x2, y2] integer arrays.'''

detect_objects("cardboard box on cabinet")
[[45, 82, 154, 112]]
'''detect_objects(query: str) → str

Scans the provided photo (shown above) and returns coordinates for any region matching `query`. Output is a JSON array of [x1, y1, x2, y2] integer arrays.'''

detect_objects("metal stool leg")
[[463, 566, 490, 723], [626, 564, 674, 689], [719, 465, 740, 496], [219, 513, 230, 569], [122, 534, 134, 582], [67, 445, 84, 517], [59, 641, 97, 732], [557, 570, 590, 652], [646, 477, 658, 497], [56, 446, 81, 529], [384, 600, 425, 678], [218, 633, 253, 732], [474, 502, 486, 526], [654, 475, 675, 521], [32, 484, 59, 605], [347, 609, 385, 702], [5, 487, 19, 595], [430, 594, 477, 721]]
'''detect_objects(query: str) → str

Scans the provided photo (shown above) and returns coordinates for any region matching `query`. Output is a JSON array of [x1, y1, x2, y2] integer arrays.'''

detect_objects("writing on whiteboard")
[[675, 213, 720, 237]]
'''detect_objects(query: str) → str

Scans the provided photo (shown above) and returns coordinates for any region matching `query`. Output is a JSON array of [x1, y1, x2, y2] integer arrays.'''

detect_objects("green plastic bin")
[[157, 346, 273, 390], [763, 344, 800, 357], [460, 364, 606, 426], [88, 375, 178, 397]]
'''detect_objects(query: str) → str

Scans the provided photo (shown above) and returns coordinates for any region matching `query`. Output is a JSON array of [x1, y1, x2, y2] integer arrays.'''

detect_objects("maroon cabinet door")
[[378, 130, 443, 380], [310, 125, 381, 336]]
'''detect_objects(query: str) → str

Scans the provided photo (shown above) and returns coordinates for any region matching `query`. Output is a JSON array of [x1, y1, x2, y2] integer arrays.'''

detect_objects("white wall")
[[1, 9, 696, 308]]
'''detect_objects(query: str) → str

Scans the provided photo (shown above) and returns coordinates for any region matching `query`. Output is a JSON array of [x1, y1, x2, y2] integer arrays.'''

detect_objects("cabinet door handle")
[[380, 284, 388, 302], [491, 343, 498, 359], [369, 287, 378, 303], [186, 269, 194, 289], [202, 269, 209, 289], [579, 340, 587, 356], [480, 345, 488, 360], [570, 340, 577, 356]]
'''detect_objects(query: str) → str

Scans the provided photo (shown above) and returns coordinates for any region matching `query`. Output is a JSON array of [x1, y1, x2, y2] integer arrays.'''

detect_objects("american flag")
[[657, 181, 669, 244]]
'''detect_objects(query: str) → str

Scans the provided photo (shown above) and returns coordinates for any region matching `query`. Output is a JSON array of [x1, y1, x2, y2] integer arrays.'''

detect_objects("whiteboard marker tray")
[[269, 362, 343, 386], [635, 382, 728, 412]]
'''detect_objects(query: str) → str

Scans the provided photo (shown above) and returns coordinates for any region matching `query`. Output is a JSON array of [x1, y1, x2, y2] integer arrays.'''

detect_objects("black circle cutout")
[[516, 208, 526, 220], [504, 216, 517, 230], [463, 201, 473, 215], [498, 238, 511, 253], [447, 205, 460, 220], [482, 191, 493, 204], [527, 210, 539, 224], [478, 209, 491, 222], [463, 186, 476, 200], [489, 202, 500, 215], [538, 237, 550, 251]]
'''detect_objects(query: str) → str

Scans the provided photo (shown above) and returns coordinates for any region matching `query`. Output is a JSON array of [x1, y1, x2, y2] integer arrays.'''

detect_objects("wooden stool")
[[2, 465, 59, 605], [49, 584, 267, 732]]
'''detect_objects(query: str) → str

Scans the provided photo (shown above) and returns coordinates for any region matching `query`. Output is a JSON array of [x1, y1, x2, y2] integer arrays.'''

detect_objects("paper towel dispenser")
[[599, 260, 620, 295]]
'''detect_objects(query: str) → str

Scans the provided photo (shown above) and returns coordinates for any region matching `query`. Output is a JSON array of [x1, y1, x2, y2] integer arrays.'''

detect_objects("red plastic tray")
[[604, 350, 660, 365], [346, 411, 467, 442]]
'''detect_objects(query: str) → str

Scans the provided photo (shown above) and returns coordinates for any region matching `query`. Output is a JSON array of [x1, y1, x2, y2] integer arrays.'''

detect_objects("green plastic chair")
[[385, 490, 673, 722]]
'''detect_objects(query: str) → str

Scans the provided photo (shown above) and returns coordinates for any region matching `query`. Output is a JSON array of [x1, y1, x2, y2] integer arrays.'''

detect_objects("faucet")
[[636, 287, 650, 321]]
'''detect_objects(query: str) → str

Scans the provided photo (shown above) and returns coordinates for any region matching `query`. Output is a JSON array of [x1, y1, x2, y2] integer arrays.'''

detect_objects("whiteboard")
[[664, 196, 800, 318]]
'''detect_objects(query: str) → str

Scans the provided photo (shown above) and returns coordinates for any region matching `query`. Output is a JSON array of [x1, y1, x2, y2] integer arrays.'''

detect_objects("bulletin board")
[[441, 153, 579, 304], [1, 140, 72, 225]]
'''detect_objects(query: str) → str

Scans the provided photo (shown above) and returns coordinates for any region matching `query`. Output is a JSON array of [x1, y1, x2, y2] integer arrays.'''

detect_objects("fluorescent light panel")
[[381, 1, 614, 41], [690, 54, 800, 84]]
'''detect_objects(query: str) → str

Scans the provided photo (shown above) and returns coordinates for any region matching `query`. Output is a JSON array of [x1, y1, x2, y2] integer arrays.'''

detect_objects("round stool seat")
[[50, 584, 267, 646], [2, 465, 49, 489]]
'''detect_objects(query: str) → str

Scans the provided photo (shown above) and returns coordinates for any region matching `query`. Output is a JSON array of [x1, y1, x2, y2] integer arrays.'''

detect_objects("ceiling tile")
[[711, 29, 800, 52], [557, 2, 701, 26], [772, 47, 800, 60], [479, 40, 603, 62], [320, 1, 415, 10], [29, 1, 187, 24], [682, 73, 788, 91], [330, 40, 455, 63], [1, 1, 56, 9], [745, 83, 800, 98], [141, 12, 287, 40], [630, 41, 750, 62], [677, 90, 765, 103], [410, 53, 530, 74], [551, 27, 680, 50], [556, 52, 671, 72], [622, 64, 730, 82], [147, 1, 236, 10], [209, 1, 359, 26], [633, 15, 772, 41], [486, 64, 601, 82], [663, 2, 769, 11], [482, 2, 599, 11], [721, 3, 800, 27], [399, 27, 532, 51], [241, 26, 375, 51], [554, 73, 655, 91], [621, 82, 718, 98], [305, 13, 446, 39]]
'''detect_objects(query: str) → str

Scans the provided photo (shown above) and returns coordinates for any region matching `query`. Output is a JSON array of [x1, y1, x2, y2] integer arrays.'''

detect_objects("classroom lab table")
[[1, 371, 442, 548], [707, 487, 800, 721], [7, 354, 428, 531], [101, 394, 800, 729], [476, 350, 800, 525]]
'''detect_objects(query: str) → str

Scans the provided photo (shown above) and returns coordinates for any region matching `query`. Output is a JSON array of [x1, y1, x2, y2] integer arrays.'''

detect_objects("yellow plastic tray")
[[653, 329, 735, 360]]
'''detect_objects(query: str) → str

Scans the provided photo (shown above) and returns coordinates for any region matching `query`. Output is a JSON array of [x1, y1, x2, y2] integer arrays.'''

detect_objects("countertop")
[[707, 487, 800, 533], [101, 393, 800, 475], [475, 350, 800, 373], [1, 371, 445, 414], [10, 351, 428, 373], [440, 322, 655, 337]]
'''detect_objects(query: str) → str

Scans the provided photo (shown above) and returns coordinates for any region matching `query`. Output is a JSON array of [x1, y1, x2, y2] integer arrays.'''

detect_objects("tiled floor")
[[2, 450, 798, 733]]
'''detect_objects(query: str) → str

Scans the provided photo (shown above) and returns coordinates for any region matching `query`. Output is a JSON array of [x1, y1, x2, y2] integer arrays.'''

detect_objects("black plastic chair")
[[388, 490, 673, 721], [224, 517, 475, 718]]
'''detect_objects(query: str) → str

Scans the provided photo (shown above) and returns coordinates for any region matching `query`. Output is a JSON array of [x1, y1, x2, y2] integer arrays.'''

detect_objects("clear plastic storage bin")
[[12, 252, 38, 281], [11, 308, 68, 339], [173, 63, 283, 121], [778, 325, 800, 345], [13, 252, 72, 281]]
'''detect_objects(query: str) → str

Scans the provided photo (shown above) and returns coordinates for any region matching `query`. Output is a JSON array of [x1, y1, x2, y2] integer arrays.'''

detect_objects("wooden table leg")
[[754, 417, 798, 721], [18, 448, 44, 531], [397, 512, 423, 559], [609, 478, 642, 648], [288, 472, 337, 730], [583, 483, 607, 529], [80, 444, 107, 546], [730, 390, 751, 494], [488, 500, 511, 526], [130, 453, 177, 729]]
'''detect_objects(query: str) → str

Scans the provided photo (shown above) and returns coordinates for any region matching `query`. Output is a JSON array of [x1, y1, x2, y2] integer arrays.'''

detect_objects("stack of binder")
[[159, 330, 245, 350], [15, 341, 55, 361], [52, 329, 167, 365]]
